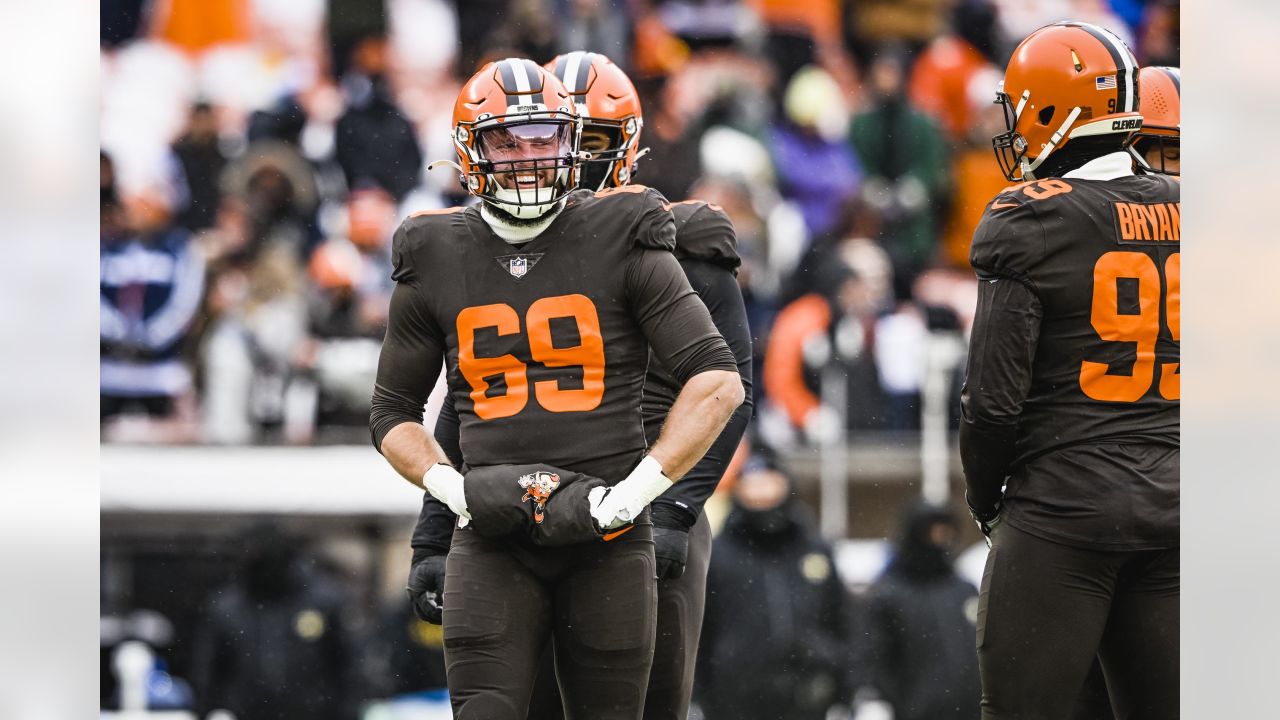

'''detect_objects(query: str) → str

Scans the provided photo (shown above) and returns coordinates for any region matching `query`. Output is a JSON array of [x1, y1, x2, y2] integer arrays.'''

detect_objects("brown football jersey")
[[640, 199, 741, 422], [371, 185, 736, 483], [966, 171, 1179, 548]]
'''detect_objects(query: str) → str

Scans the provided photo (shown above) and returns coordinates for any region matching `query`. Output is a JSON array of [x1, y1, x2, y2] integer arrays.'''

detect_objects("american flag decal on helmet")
[[1096, 75, 1118, 90]]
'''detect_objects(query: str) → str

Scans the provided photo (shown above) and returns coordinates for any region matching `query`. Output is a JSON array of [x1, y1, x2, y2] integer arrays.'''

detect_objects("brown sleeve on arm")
[[959, 275, 1042, 515], [625, 248, 737, 382], [369, 281, 447, 451]]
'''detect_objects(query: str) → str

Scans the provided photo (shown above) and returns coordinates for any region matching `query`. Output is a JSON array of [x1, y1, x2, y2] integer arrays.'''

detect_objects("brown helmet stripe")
[[499, 58, 546, 108], [498, 58, 520, 107], [573, 52, 594, 94], [1062, 21, 1137, 113], [521, 59, 546, 105]]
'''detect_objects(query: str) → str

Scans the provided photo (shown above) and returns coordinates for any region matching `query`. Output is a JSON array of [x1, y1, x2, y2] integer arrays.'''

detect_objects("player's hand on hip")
[[588, 456, 673, 531], [966, 493, 1004, 548], [423, 463, 471, 520], [652, 525, 689, 579], [406, 554, 447, 624]]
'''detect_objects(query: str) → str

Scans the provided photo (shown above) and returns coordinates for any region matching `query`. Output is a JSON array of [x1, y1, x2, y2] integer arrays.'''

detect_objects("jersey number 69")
[[456, 294, 606, 420]]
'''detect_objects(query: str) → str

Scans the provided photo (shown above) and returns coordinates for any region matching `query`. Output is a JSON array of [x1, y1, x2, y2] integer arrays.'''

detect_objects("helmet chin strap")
[[1020, 106, 1083, 179]]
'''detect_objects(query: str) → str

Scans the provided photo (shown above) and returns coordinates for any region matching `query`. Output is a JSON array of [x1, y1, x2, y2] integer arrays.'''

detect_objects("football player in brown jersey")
[[1069, 61, 1183, 720], [960, 22, 1179, 719], [406, 51, 753, 720], [370, 58, 745, 719]]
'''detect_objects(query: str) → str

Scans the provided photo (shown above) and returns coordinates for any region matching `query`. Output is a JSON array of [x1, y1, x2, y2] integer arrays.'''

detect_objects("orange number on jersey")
[[1159, 253, 1180, 400], [455, 296, 607, 419], [1079, 251, 1179, 402], [527, 294, 606, 412], [1023, 178, 1072, 200], [456, 304, 528, 420]]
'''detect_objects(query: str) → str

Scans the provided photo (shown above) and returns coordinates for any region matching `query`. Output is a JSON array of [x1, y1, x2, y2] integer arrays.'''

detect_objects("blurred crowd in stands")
[[100, 0, 1180, 448]]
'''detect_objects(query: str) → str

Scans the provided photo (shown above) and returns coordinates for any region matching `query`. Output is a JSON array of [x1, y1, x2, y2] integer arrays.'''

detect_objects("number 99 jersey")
[[968, 172, 1179, 547]]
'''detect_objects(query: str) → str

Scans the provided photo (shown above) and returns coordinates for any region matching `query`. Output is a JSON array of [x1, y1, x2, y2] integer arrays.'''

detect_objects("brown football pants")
[[527, 511, 714, 720], [978, 524, 1179, 720], [443, 522, 658, 720]]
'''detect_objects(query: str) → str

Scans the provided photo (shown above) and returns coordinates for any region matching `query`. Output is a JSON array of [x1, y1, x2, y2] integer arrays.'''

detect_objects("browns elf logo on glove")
[[518, 471, 561, 523]]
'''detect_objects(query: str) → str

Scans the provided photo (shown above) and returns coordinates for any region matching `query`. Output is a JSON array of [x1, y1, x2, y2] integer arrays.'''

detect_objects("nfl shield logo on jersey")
[[495, 252, 543, 279]]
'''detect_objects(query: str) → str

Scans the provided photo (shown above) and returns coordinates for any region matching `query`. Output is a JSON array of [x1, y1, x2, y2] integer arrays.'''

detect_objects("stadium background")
[[98, 0, 1179, 717]]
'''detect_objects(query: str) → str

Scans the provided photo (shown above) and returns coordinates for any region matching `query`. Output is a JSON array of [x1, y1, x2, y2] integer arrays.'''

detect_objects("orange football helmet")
[[993, 21, 1143, 181], [451, 58, 582, 219], [1127, 66, 1180, 176], [544, 52, 644, 191]]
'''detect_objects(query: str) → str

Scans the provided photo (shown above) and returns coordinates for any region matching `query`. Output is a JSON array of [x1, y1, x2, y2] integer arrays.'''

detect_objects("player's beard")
[[480, 193, 567, 244], [483, 198, 562, 227]]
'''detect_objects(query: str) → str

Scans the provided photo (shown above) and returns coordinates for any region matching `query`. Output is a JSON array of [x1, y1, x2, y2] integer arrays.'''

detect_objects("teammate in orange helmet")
[[407, 51, 755, 720], [371, 58, 744, 719], [1128, 66, 1180, 176], [546, 51, 646, 192], [961, 22, 1179, 719]]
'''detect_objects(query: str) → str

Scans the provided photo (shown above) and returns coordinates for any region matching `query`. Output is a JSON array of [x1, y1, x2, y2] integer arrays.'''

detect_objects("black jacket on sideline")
[[859, 505, 980, 720], [696, 499, 853, 720]]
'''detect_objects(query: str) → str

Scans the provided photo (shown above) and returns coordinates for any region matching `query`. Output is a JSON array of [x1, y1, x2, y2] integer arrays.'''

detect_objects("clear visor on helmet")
[[471, 119, 578, 215], [478, 122, 571, 164]]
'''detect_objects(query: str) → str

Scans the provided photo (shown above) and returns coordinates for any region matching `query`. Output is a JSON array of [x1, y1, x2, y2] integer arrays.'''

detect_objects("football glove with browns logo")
[[464, 463, 607, 546]]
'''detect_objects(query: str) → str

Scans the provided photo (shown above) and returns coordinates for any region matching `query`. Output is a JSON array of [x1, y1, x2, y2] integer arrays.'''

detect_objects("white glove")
[[423, 463, 471, 520], [588, 456, 673, 531]]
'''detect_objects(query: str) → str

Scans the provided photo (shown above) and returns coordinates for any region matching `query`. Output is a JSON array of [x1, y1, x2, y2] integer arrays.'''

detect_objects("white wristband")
[[623, 456, 674, 504], [423, 463, 470, 520], [593, 456, 674, 528]]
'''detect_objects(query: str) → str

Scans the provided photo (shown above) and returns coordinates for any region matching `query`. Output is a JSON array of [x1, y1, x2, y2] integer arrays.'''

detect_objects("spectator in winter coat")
[[171, 101, 227, 233], [849, 45, 950, 300], [333, 58, 422, 202], [860, 501, 980, 720], [767, 65, 862, 239], [100, 153, 205, 426], [766, 251, 888, 443], [190, 526, 357, 720], [697, 456, 854, 720]]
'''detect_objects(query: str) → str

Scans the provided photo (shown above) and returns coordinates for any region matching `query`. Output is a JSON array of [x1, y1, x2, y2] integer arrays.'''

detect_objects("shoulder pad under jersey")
[[670, 200, 740, 272], [572, 184, 676, 252], [390, 206, 469, 283], [969, 185, 1045, 284]]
